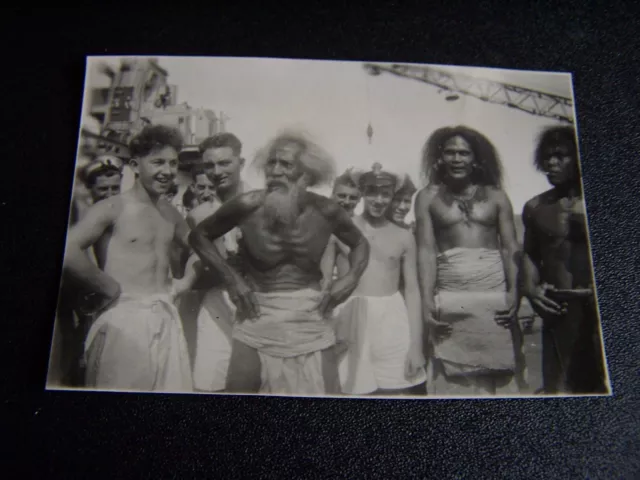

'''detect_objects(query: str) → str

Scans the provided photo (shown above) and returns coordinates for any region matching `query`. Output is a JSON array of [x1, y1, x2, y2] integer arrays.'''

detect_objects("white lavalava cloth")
[[432, 247, 516, 375], [84, 292, 193, 393], [335, 292, 427, 395], [232, 289, 335, 395]]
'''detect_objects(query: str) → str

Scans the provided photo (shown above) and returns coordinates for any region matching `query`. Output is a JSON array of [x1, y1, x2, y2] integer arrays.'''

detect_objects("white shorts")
[[192, 288, 235, 391], [335, 292, 427, 395], [84, 293, 192, 393]]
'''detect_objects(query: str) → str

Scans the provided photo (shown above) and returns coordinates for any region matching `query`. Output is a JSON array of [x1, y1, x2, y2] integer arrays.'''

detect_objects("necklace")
[[448, 185, 479, 218]]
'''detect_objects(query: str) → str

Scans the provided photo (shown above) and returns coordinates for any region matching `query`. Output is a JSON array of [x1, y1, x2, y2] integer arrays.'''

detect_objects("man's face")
[[363, 185, 394, 219], [132, 146, 179, 198], [192, 173, 216, 204], [264, 144, 304, 192], [202, 146, 244, 191], [389, 192, 413, 224], [332, 183, 361, 216], [542, 143, 578, 186], [90, 172, 121, 202], [441, 135, 475, 182]]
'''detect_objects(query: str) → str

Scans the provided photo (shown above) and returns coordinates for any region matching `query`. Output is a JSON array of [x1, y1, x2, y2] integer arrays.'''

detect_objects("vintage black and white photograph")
[[46, 55, 611, 398]]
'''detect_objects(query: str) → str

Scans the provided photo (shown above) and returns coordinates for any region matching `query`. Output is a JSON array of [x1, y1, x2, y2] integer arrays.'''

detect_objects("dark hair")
[[395, 174, 417, 197], [191, 165, 207, 182], [182, 187, 196, 209], [198, 132, 242, 155], [85, 167, 121, 188], [534, 126, 578, 171], [421, 125, 503, 188], [129, 125, 184, 159]]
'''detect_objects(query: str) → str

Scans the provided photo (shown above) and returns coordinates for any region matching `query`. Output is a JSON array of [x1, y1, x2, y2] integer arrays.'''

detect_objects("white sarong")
[[192, 287, 236, 391], [428, 248, 518, 395], [232, 289, 335, 395], [84, 292, 193, 393], [335, 292, 427, 395]]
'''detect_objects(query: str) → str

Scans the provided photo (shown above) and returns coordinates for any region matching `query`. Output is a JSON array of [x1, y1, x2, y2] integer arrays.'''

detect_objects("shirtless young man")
[[62, 125, 193, 392], [387, 174, 417, 231], [185, 133, 251, 393], [416, 126, 523, 396], [189, 131, 370, 395], [320, 168, 362, 287], [49, 155, 125, 387], [336, 163, 426, 395], [522, 126, 608, 395]]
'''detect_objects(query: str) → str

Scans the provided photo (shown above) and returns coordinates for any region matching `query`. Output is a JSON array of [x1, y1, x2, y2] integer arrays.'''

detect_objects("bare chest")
[[431, 195, 497, 228], [356, 222, 404, 266], [532, 200, 587, 243], [242, 208, 332, 260], [112, 205, 175, 251]]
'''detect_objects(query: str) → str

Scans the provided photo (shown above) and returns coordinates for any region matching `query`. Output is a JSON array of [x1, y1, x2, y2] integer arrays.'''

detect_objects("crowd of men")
[[50, 122, 609, 397]]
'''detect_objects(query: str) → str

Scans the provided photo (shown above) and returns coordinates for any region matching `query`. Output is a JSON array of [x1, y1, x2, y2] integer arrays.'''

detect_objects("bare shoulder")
[[389, 222, 414, 248], [188, 200, 220, 227], [83, 195, 124, 223], [236, 189, 266, 211], [485, 186, 512, 205], [523, 188, 554, 214], [311, 192, 341, 218], [157, 198, 188, 224], [415, 185, 439, 207]]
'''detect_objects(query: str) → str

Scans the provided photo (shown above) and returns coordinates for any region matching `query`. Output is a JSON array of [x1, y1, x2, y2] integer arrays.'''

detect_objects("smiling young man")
[[416, 125, 523, 396], [335, 163, 427, 396], [62, 125, 193, 392], [521, 126, 608, 395], [387, 174, 417, 231], [189, 130, 370, 395]]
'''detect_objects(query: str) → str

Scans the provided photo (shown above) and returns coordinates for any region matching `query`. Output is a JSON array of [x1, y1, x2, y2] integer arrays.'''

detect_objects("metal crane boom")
[[363, 63, 574, 124]]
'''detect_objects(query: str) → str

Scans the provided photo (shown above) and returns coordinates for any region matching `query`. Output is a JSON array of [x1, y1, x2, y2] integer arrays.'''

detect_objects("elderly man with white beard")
[[189, 131, 370, 395]]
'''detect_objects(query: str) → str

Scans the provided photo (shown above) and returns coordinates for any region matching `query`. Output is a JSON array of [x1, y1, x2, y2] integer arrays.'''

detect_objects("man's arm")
[[415, 187, 451, 342], [415, 188, 438, 320], [521, 200, 562, 318], [320, 236, 338, 291], [188, 192, 262, 318], [495, 189, 521, 325], [331, 206, 369, 286], [317, 201, 369, 313], [402, 231, 425, 375], [521, 200, 541, 296], [63, 199, 121, 300]]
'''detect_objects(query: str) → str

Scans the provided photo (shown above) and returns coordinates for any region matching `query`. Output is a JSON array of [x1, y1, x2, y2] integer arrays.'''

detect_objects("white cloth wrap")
[[232, 289, 336, 395], [84, 292, 193, 392], [192, 287, 236, 391], [433, 247, 516, 376], [335, 292, 427, 395]]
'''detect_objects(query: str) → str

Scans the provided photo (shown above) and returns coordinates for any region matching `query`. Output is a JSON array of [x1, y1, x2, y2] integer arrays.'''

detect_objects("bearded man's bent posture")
[[522, 126, 608, 395], [190, 131, 370, 395], [417, 126, 524, 396]]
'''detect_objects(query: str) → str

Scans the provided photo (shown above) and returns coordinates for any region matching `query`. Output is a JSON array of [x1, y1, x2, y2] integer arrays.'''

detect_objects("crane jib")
[[363, 63, 574, 125]]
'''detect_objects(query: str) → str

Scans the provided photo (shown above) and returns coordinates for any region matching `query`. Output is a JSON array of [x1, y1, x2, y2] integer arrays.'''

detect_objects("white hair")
[[252, 129, 337, 188]]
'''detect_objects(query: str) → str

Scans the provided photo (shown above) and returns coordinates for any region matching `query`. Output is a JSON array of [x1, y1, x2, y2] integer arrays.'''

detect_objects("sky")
[[84, 56, 575, 219]]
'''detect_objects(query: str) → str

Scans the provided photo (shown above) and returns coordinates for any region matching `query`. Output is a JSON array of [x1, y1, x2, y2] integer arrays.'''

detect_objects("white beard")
[[263, 183, 302, 231]]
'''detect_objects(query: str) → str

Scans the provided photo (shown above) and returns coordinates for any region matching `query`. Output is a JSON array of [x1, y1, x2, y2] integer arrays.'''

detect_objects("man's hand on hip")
[[228, 277, 260, 321], [318, 274, 358, 317]]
